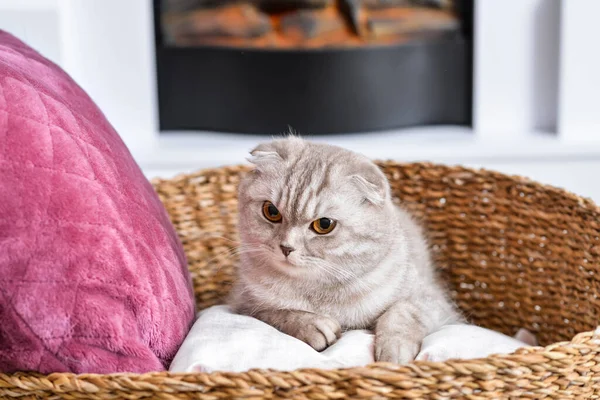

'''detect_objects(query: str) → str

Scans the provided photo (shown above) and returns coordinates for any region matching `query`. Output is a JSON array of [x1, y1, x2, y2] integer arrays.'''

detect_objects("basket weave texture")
[[2, 162, 600, 399]]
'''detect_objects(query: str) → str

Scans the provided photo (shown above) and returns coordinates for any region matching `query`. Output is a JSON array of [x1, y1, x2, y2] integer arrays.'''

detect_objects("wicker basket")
[[2, 162, 600, 399]]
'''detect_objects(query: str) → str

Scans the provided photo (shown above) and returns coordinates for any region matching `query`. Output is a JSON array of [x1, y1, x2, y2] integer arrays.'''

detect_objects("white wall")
[[474, 0, 561, 137], [558, 0, 600, 141], [0, 0, 61, 65]]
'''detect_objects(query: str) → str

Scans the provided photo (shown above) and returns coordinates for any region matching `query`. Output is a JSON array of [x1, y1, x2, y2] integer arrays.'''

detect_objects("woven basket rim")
[[0, 329, 597, 395], [6, 327, 598, 376], [151, 161, 600, 212]]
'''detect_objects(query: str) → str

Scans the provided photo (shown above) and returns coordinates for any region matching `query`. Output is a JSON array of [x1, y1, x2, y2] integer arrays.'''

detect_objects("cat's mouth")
[[270, 253, 301, 270], [277, 258, 296, 267]]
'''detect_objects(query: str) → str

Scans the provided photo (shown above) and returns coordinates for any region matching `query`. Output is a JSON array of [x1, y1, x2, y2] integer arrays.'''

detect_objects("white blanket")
[[169, 305, 535, 373]]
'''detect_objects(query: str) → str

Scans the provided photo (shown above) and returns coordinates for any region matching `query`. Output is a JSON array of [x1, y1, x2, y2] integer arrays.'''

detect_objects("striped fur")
[[229, 137, 462, 362]]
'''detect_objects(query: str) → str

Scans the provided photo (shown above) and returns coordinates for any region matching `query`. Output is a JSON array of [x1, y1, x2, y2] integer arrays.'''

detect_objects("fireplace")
[[155, 0, 473, 134]]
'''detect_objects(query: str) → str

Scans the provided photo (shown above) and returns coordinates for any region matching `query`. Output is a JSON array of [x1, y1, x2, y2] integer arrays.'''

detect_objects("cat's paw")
[[375, 334, 420, 364], [294, 315, 341, 352]]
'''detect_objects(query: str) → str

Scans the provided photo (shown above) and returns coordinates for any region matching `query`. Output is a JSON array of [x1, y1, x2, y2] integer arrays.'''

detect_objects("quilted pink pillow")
[[0, 31, 195, 373]]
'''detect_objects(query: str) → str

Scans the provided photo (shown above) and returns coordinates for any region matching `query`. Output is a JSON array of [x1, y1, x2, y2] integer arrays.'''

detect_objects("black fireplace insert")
[[154, 0, 473, 134]]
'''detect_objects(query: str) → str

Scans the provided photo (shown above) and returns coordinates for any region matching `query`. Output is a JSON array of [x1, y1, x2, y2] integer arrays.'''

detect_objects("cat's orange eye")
[[312, 218, 336, 235], [262, 201, 282, 223]]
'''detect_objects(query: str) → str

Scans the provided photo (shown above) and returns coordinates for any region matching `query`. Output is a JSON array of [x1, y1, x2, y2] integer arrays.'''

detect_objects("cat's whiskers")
[[305, 256, 358, 280], [303, 257, 356, 283], [323, 258, 382, 294], [207, 245, 266, 273], [206, 244, 253, 262], [198, 234, 241, 245], [309, 262, 341, 281]]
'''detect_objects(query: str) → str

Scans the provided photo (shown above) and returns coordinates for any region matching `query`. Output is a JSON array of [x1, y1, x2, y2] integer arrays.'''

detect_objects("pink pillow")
[[0, 31, 195, 373]]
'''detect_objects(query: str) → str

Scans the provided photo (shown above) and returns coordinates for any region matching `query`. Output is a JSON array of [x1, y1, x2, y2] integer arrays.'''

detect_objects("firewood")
[[367, 8, 458, 37], [165, 4, 272, 43], [281, 9, 346, 42], [163, 0, 334, 12], [362, 0, 452, 9]]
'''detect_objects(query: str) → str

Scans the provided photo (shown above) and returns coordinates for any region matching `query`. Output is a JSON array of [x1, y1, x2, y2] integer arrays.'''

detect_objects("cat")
[[229, 136, 462, 364]]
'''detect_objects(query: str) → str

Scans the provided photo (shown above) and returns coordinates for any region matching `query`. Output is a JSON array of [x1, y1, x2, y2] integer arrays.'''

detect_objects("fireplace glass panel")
[[155, 0, 473, 134]]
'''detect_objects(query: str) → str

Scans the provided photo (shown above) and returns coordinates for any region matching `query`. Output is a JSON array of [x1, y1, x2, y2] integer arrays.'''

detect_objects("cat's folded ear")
[[349, 165, 390, 206], [247, 137, 305, 172], [247, 143, 283, 172]]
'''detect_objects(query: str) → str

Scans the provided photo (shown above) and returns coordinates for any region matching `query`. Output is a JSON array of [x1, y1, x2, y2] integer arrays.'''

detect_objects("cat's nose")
[[280, 245, 295, 257]]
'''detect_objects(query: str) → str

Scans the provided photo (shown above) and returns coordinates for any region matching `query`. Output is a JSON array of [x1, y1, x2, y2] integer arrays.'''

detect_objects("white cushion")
[[169, 305, 533, 373]]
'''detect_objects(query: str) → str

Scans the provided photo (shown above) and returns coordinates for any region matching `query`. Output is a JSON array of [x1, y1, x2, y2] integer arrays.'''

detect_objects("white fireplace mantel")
[[1, 0, 600, 185]]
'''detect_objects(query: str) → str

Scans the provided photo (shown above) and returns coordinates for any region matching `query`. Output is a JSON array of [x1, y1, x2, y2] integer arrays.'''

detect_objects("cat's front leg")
[[254, 309, 342, 351], [374, 302, 427, 364]]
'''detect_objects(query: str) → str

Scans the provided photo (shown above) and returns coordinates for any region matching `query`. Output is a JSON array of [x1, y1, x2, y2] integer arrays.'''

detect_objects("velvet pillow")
[[0, 31, 195, 373]]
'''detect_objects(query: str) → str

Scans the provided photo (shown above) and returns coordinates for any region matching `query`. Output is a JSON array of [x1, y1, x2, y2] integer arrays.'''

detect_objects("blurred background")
[[1, 0, 599, 202]]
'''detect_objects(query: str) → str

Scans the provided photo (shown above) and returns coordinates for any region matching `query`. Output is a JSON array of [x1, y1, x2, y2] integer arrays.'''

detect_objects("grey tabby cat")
[[229, 137, 462, 363]]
